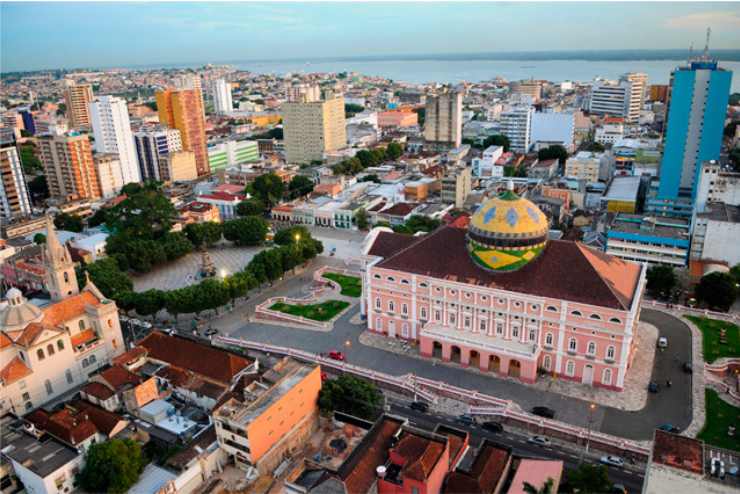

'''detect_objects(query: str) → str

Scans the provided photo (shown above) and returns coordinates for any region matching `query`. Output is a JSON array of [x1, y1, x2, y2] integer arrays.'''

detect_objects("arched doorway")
[[489, 355, 501, 373], [469, 350, 480, 368], [508, 359, 521, 378], [432, 341, 443, 359], [450, 346, 462, 363], [582, 364, 594, 386]]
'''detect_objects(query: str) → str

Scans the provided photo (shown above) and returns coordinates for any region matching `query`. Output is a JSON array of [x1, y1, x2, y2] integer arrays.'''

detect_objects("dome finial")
[[506, 179, 515, 191]]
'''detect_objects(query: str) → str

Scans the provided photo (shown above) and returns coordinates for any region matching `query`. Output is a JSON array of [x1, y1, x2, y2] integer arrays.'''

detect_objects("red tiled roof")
[[367, 201, 387, 212], [444, 442, 510, 494], [198, 192, 245, 202], [112, 346, 147, 366], [100, 365, 142, 390], [367, 231, 416, 258], [81, 381, 116, 401], [42, 291, 101, 326], [0, 356, 32, 385], [372, 226, 641, 310], [380, 203, 418, 217], [138, 332, 253, 384], [394, 431, 446, 482], [72, 400, 127, 437], [70, 328, 97, 347], [652, 430, 703, 475], [32, 407, 98, 446], [0, 332, 13, 349], [342, 417, 404, 494]]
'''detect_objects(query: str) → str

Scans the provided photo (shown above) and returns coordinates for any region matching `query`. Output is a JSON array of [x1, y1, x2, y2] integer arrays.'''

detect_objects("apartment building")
[[511, 79, 542, 102], [283, 94, 347, 164], [160, 150, 198, 182], [565, 151, 613, 183], [211, 78, 233, 115], [156, 88, 209, 176], [441, 166, 471, 208], [63, 81, 94, 128], [589, 73, 648, 124], [133, 126, 183, 181], [424, 89, 463, 149], [500, 106, 533, 153], [89, 95, 141, 184], [38, 132, 101, 201], [0, 139, 32, 220], [93, 153, 124, 198]]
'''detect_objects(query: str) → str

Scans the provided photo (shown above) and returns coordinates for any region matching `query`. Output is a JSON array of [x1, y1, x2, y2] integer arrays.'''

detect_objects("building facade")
[[529, 112, 575, 152], [207, 139, 259, 173], [0, 139, 32, 221], [38, 132, 101, 202], [160, 150, 198, 183], [424, 89, 463, 149], [283, 94, 347, 164], [93, 153, 124, 198], [89, 95, 141, 184], [156, 88, 209, 176], [500, 106, 533, 153], [133, 125, 183, 181], [210, 78, 233, 115], [363, 185, 646, 390], [63, 82, 94, 128], [441, 166, 472, 209]]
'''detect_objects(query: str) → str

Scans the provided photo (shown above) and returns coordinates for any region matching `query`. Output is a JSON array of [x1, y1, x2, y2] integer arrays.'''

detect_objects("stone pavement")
[[359, 322, 658, 411], [132, 245, 264, 291]]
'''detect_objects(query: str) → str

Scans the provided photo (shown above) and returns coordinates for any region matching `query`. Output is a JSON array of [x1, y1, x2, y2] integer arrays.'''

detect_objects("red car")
[[321, 372, 329, 382], [328, 350, 345, 361]]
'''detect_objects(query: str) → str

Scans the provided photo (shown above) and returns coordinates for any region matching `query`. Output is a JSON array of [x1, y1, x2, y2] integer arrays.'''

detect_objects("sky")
[[2, 2, 740, 72]]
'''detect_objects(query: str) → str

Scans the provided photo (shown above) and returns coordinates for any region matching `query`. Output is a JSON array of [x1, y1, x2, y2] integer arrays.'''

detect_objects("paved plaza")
[[132, 245, 264, 292]]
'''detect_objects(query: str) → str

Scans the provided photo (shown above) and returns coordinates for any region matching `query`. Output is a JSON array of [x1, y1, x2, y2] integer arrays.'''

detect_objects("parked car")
[[527, 436, 550, 446], [658, 336, 668, 348], [727, 465, 739, 477], [456, 414, 475, 426], [657, 424, 680, 433], [531, 406, 556, 419], [409, 401, 429, 413], [682, 362, 693, 374], [600, 455, 625, 467], [711, 458, 726, 478], [481, 421, 504, 433], [327, 350, 345, 361], [648, 381, 660, 393]]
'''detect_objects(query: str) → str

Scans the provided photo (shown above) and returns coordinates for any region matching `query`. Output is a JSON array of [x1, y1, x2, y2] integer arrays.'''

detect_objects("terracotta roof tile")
[[367, 231, 416, 258], [70, 328, 97, 347], [394, 431, 446, 482], [444, 441, 510, 494], [342, 417, 403, 494], [72, 400, 127, 437], [100, 365, 142, 390], [42, 291, 101, 326], [112, 346, 147, 366], [35, 406, 99, 446], [81, 381, 116, 401], [0, 332, 13, 349], [372, 226, 641, 310], [138, 332, 252, 384], [380, 203, 418, 217], [0, 356, 32, 386]]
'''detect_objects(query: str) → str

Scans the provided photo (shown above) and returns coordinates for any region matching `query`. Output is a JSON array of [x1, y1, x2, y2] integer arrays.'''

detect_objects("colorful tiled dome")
[[467, 181, 549, 271]]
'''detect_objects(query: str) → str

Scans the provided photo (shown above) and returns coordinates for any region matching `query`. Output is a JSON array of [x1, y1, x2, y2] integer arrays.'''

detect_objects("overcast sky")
[[2, 2, 740, 72]]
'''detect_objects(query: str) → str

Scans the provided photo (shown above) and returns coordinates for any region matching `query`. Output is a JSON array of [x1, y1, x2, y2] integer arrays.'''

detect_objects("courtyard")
[[699, 389, 740, 452], [685, 316, 740, 363], [269, 300, 350, 322]]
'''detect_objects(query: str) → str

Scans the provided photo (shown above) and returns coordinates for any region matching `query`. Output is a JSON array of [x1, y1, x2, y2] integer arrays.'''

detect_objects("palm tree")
[[522, 477, 555, 494]]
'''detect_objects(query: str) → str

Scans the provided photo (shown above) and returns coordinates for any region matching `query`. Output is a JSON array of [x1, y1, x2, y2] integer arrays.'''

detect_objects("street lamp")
[[580, 402, 597, 464], [294, 233, 301, 243], [220, 269, 228, 280], [345, 339, 352, 348]]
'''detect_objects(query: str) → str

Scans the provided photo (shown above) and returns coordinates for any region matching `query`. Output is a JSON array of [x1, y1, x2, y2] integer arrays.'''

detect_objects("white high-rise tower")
[[89, 95, 141, 185], [211, 79, 233, 115]]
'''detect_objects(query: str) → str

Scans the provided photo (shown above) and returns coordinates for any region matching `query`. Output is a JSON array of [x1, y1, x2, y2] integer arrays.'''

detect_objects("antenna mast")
[[703, 27, 711, 58]]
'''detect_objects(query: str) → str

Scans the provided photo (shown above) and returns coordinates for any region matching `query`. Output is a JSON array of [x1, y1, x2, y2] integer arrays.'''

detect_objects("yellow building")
[[160, 150, 198, 182], [63, 82, 94, 128], [283, 95, 347, 164], [156, 89, 209, 177], [250, 114, 282, 127]]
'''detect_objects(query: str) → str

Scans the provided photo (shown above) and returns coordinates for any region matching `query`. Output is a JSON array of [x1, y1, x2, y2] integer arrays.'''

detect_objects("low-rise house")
[[81, 364, 158, 413], [443, 440, 512, 494]]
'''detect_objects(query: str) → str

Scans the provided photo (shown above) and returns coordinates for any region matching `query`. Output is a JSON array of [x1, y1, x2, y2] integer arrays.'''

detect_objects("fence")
[[646, 300, 740, 323], [214, 336, 651, 460], [252, 296, 332, 329]]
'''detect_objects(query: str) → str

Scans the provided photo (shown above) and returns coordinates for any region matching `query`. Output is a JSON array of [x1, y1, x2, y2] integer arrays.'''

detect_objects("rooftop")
[[443, 440, 511, 494], [652, 430, 703, 475], [609, 214, 690, 240], [697, 202, 740, 223], [604, 176, 642, 202], [2, 427, 80, 478]]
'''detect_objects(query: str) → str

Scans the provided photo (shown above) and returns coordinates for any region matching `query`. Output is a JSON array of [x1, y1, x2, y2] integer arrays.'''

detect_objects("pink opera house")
[[362, 184, 646, 390]]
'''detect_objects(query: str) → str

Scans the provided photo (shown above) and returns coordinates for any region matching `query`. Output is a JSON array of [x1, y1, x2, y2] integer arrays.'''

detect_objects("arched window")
[[66, 369, 73, 384], [89, 355, 96, 364], [568, 338, 577, 352], [45, 379, 53, 395], [546, 305, 558, 312], [401, 303, 408, 315], [529, 329, 536, 342], [571, 310, 582, 317], [512, 326, 520, 338], [609, 317, 622, 324], [566, 360, 575, 376], [480, 319, 487, 332], [589, 314, 601, 320], [388, 300, 395, 312], [375, 318, 382, 331], [57, 340, 64, 351], [449, 313, 456, 325], [401, 279, 410, 285], [420, 307, 427, 320], [602, 368, 612, 385], [543, 355, 552, 371], [545, 332, 554, 346], [419, 282, 428, 288], [373, 274, 381, 279], [587, 341, 596, 355], [434, 310, 441, 321], [37, 349, 45, 361], [375, 297, 381, 309], [387, 277, 395, 282], [79, 320, 85, 330], [606, 346, 616, 360], [46, 344, 55, 356], [63, 272, 69, 283]]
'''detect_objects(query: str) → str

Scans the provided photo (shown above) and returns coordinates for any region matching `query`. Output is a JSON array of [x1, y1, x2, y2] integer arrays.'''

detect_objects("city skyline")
[[2, 2, 740, 72]]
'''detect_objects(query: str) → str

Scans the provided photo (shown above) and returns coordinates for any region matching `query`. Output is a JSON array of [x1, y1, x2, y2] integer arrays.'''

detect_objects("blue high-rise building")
[[19, 108, 35, 136], [655, 56, 732, 209]]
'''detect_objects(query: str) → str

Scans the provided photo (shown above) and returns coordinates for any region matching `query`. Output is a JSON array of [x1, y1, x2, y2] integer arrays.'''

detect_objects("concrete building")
[[286, 83, 321, 103], [424, 89, 463, 149], [689, 202, 740, 279], [441, 166, 472, 208], [511, 79, 542, 102], [606, 213, 690, 266], [207, 139, 259, 173], [472, 145, 504, 178], [623, 72, 648, 123], [89, 95, 141, 184], [93, 153, 124, 198], [656, 55, 732, 203], [529, 112, 575, 152], [565, 151, 613, 183], [38, 132, 101, 202], [601, 175, 642, 213], [197, 190, 245, 219], [378, 110, 418, 128], [133, 125, 183, 181], [0, 139, 32, 220], [500, 106, 533, 153], [594, 118, 625, 146], [63, 81, 93, 128], [283, 94, 347, 164], [156, 88, 209, 176], [0, 218, 124, 415], [363, 185, 646, 390], [693, 161, 740, 213], [160, 150, 198, 183], [210, 78, 233, 115], [214, 358, 321, 473], [589, 80, 629, 118]]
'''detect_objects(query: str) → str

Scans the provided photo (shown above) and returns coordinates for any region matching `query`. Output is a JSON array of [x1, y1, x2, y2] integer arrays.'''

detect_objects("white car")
[[600, 455, 625, 467], [658, 337, 668, 348], [527, 436, 550, 446]]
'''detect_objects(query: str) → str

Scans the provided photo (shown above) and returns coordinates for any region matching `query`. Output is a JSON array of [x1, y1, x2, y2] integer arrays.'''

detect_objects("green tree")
[[160, 232, 194, 261], [108, 181, 176, 238], [359, 174, 380, 183], [56, 103, 66, 116], [249, 172, 285, 209], [564, 464, 612, 494], [730, 264, 740, 286], [319, 375, 383, 420], [523, 478, 554, 494], [386, 142, 403, 160], [288, 175, 315, 198], [646, 265, 677, 299], [483, 134, 511, 152], [87, 208, 110, 228], [19, 144, 43, 174], [84, 258, 132, 299], [223, 216, 268, 246], [54, 213, 84, 233], [33, 233, 46, 245], [134, 289, 167, 319], [274, 226, 310, 246], [537, 144, 569, 165], [414, 107, 425, 126], [184, 222, 223, 248], [28, 175, 49, 200], [582, 141, 605, 152], [403, 215, 441, 233], [77, 439, 145, 494], [235, 198, 265, 217], [355, 208, 369, 230], [696, 272, 738, 311], [344, 103, 364, 117]]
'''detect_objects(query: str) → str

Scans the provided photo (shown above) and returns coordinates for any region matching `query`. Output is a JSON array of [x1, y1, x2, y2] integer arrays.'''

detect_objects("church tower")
[[43, 216, 79, 301]]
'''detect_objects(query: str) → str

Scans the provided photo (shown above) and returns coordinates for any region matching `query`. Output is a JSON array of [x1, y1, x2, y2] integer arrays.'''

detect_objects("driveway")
[[224, 304, 694, 440]]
